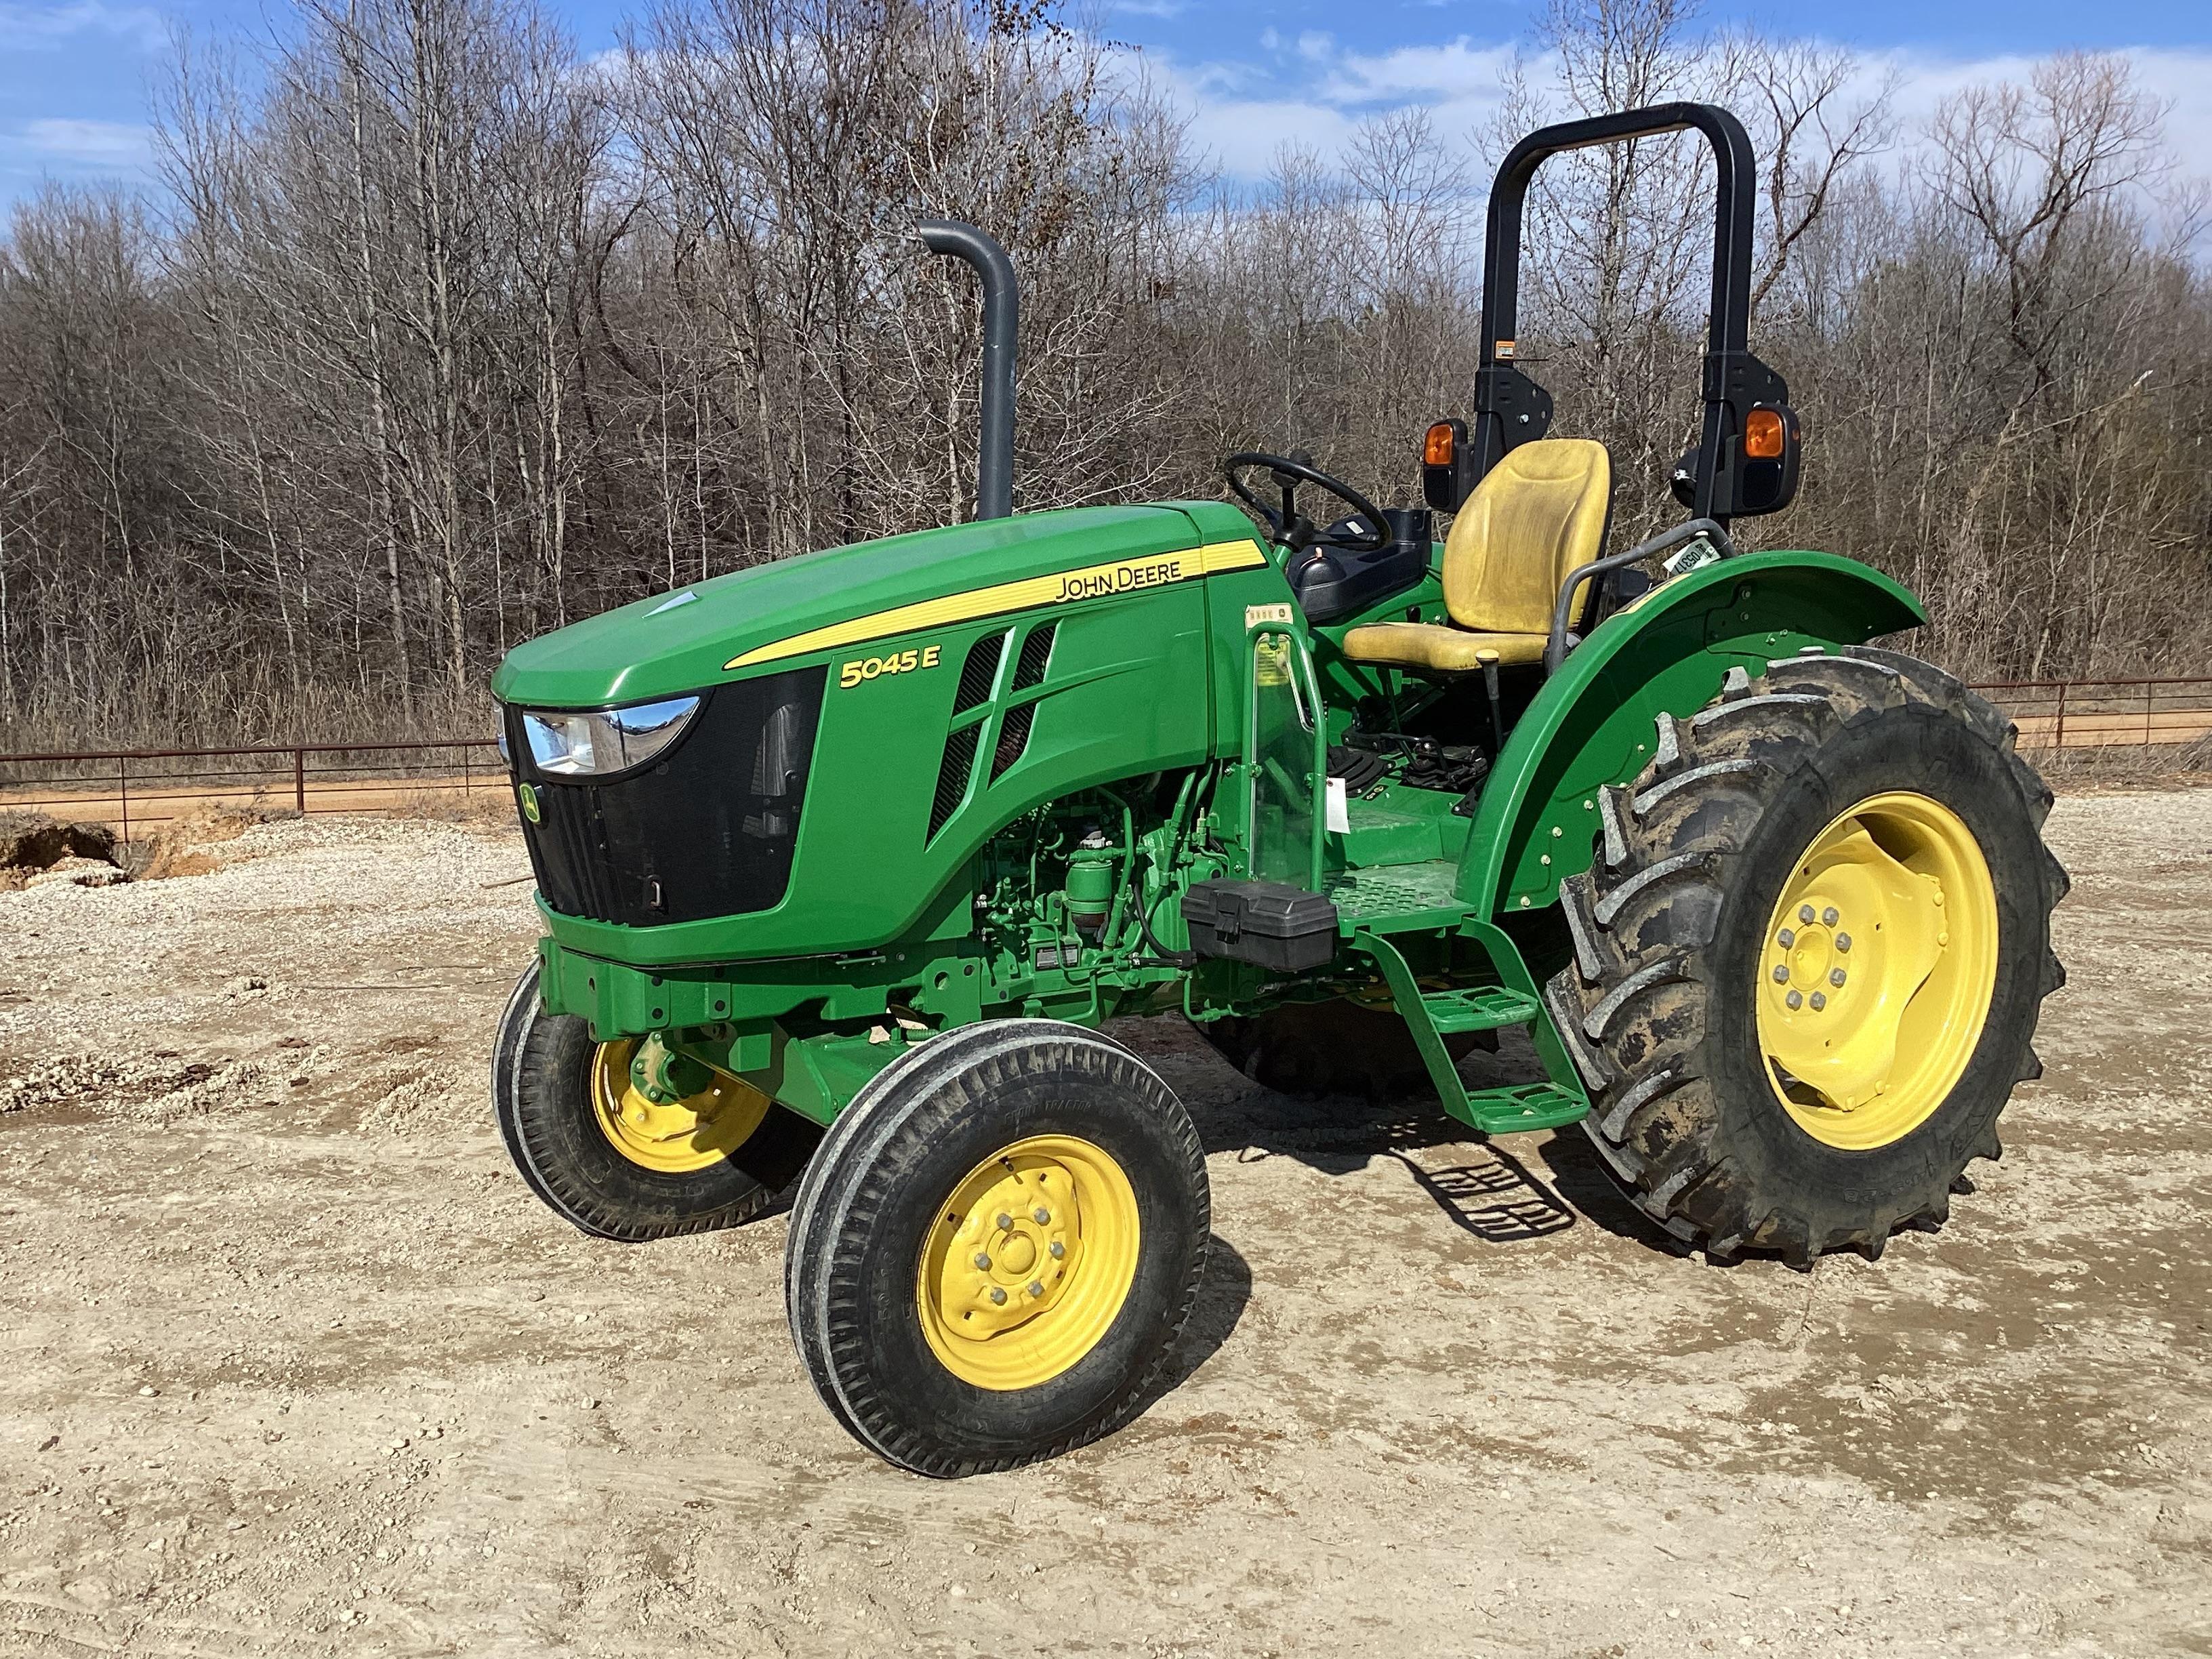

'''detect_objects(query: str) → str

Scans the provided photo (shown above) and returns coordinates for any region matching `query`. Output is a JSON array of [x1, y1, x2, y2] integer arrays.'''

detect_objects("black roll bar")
[[1469, 102, 1791, 528], [918, 219, 1019, 521]]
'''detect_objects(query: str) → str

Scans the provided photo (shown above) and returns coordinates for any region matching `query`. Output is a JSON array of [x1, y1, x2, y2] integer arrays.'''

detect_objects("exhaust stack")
[[918, 218, 1018, 521]]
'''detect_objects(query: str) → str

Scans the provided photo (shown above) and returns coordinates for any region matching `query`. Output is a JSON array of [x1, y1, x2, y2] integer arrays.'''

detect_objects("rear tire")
[[491, 960, 817, 1242], [783, 1020, 1208, 1477], [1546, 647, 2067, 1266]]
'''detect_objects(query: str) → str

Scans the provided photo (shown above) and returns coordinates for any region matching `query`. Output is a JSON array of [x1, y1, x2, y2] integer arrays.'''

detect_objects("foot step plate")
[[1460, 1081, 1589, 1136], [1420, 986, 1540, 1035]]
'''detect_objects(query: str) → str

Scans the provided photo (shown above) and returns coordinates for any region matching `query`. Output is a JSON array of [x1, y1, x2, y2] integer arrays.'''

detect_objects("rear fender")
[[1456, 551, 1925, 916]]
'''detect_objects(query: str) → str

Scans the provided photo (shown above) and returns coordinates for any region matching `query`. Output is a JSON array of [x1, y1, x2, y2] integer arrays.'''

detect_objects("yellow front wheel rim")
[[1755, 792, 2000, 1151], [916, 1135, 1141, 1391], [590, 1040, 769, 1174]]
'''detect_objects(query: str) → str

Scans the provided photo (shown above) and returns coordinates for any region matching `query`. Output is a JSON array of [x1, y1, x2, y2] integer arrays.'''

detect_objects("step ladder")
[[1354, 929, 1590, 1136]]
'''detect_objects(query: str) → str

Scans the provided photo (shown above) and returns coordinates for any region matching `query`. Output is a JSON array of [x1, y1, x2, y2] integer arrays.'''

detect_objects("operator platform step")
[[1420, 985, 1540, 1034]]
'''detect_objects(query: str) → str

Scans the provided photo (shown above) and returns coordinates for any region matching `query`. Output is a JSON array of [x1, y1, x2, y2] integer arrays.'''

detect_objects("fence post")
[[461, 743, 472, 796], [295, 747, 306, 815], [119, 755, 129, 844], [2053, 682, 2068, 752]]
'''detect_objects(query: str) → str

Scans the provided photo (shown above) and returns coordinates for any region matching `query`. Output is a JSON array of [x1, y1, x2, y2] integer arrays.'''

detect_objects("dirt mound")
[[0, 812, 117, 872], [119, 803, 296, 882]]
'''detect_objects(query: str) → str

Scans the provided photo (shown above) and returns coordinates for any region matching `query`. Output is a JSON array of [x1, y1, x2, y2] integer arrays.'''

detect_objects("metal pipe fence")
[[0, 676, 2203, 839], [0, 739, 499, 840], [1968, 677, 2212, 752]]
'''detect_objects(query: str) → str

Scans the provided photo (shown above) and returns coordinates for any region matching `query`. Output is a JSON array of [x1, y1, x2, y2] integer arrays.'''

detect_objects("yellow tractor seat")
[[1332, 624, 1550, 671], [1343, 438, 1611, 674]]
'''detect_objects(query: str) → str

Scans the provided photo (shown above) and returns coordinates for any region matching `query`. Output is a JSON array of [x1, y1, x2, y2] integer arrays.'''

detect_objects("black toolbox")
[[1180, 880, 1340, 973]]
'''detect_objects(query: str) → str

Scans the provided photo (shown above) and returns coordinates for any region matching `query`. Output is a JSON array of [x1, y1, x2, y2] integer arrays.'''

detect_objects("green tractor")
[[489, 103, 2066, 1477]]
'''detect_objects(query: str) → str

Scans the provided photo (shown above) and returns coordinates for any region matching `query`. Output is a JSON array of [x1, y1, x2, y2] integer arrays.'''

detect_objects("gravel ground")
[[0, 793, 2206, 1658]]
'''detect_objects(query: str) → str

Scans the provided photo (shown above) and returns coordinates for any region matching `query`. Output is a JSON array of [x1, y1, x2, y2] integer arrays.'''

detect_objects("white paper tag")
[[1326, 775, 1351, 834]]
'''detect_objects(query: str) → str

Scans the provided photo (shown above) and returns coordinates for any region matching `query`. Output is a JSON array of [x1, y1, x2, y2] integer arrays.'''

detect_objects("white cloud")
[[0, 0, 165, 52], [1183, 98, 1363, 176], [1118, 33, 1519, 177], [18, 117, 151, 167], [1116, 27, 2212, 192]]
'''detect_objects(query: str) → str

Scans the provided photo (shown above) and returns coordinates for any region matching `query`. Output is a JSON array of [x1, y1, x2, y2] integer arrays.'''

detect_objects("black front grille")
[[508, 668, 826, 927]]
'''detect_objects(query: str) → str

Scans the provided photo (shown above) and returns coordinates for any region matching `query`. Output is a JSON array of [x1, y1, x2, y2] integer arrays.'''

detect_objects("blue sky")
[[1, 0, 2207, 209]]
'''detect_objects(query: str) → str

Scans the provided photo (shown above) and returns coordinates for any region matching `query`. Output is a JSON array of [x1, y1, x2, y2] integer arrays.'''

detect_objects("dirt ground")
[[0, 792, 2206, 1658]]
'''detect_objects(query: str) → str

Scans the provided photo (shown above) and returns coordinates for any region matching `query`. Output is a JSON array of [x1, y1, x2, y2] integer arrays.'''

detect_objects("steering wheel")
[[1224, 452, 1389, 558]]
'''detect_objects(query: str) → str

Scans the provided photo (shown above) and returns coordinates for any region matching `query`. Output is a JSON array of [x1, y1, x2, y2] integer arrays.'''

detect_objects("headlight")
[[520, 695, 701, 777]]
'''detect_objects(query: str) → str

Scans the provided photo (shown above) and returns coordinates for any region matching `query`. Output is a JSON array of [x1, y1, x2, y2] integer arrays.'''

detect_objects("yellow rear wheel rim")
[[589, 1040, 770, 1174], [916, 1135, 1141, 1392], [1755, 792, 1999, 1151]]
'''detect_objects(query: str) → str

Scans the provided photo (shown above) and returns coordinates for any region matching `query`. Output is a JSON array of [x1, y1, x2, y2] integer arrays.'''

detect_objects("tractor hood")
[[492, 503, 1248, 709]]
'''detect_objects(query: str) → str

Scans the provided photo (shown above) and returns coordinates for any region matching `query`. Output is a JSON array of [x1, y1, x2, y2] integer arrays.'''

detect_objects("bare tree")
[[0, 1, 2202, 747]]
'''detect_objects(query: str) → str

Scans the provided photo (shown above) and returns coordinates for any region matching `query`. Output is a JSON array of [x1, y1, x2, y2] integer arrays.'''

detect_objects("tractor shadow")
[[1115, 1015, 1683, 1257], [1136, 1231, 1252, 1410]]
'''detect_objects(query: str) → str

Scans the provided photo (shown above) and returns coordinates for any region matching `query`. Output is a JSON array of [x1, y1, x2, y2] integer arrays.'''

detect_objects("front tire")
[[491, 960, 817, 1241], [1546, 647, 2067, 1266], [783, 1021, 1208, 1477]]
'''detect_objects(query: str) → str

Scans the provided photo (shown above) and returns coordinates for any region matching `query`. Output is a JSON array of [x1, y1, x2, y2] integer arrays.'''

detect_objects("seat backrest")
[[1441, 438, 1611, 636]]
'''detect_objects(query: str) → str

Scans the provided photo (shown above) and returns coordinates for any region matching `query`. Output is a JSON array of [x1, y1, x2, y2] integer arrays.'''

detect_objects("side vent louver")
[[1012, 623, 1055, 690], [954, 632, 1006, 714], [991, 703, 1036, 781], [932, 632, 1006, 842], [929, 725, 979, 841]]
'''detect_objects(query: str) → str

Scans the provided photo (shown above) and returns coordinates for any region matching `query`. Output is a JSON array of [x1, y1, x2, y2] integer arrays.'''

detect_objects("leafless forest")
[[0, 0, 2203, 746]]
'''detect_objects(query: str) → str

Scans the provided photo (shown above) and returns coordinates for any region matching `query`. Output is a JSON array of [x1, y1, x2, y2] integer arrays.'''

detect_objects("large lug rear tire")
[[1546, 646, 2068, 1267], [783, 1020, 1208, 1477], [491, 960, 818, 1242], [1191, 999, 1490, 1101]]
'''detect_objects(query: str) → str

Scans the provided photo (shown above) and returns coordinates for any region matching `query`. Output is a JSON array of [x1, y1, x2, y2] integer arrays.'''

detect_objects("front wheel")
[[491, 960, 818, 1241], [1546, 647, 2067, 1266], [783, 1020, 1209, 1477]]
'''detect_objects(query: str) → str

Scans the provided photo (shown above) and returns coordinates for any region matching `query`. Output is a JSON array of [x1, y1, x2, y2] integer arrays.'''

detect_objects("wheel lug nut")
[[1027, 1279, 1045, 1298], [1032, 1207, 1050, 1224], [1778, 927, 1795, 947], [972, 1251, 992, 1269], [1822, 907, 1839, 926], [995, 1212, 1013, 1231], [1830, 968, 1846, 987], [1771, 964, 1789, 983], [1810, 991, 1827, 1010], [1835, 933, 1851, 952], [1048, 1241, 1065, 1258], [1786, 990, 1803, 1010], [989, 1287, 1008, 1305], [1799, 904, 1816, 924]]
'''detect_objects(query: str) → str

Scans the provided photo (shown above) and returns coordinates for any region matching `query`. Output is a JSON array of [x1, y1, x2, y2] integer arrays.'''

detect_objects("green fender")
[[1456, 551, 1925, 917]]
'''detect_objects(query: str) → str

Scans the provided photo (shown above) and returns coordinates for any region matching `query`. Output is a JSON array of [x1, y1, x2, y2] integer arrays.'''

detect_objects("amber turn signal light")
[[1423, 422, 1456, 468], [1744, 406, 1786, 460]]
